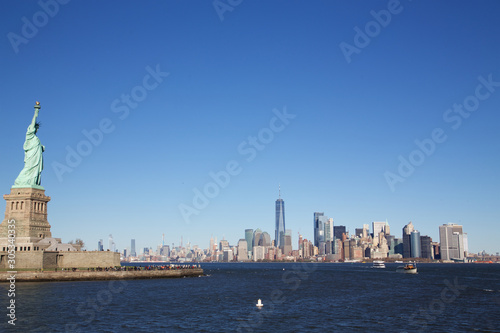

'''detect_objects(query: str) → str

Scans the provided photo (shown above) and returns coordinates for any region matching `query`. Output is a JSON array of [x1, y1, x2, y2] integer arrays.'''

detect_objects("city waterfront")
[[3, 263, 499, 332]]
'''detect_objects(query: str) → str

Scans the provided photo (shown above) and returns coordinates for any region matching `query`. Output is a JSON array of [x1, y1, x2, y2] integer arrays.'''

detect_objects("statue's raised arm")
[[28, 103, 40, 131], [13, 102, 45, 189]]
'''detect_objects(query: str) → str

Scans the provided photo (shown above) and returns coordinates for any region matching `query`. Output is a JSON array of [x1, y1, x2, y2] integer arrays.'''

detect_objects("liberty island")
[[0, 102, 202, 281]]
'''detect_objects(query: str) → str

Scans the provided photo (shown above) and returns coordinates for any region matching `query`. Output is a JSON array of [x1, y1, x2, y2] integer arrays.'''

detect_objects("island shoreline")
[[0, 268, 204, 283]]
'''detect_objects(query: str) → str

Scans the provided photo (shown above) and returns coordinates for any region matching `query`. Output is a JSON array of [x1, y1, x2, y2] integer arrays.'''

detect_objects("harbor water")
[[2, 263, 499, 332]]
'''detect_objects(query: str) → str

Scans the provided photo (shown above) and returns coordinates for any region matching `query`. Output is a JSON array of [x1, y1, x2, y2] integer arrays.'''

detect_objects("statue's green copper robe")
[[14, 110, 43, 187]]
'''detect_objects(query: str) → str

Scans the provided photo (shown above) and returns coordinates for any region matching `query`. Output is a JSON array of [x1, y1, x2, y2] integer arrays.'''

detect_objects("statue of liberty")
[[13, 102, 45, 188]]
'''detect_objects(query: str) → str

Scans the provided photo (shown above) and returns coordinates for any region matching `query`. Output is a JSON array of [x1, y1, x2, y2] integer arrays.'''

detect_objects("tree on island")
[[68, 238, 85, 250]]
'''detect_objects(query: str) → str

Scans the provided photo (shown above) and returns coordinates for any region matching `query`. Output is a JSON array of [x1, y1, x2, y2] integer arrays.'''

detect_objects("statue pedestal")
[[0, 187, 52, 245]]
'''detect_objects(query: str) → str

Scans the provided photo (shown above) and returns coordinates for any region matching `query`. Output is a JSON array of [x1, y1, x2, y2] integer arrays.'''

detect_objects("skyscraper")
[[402, 222, 414, 258], [282, 229, 292, 256], [386, 234, 395, 255], [439, 223, 465, 261], [209, 236, 214, 255], [463, 233, 468, 257], [237, 239, 248, 261], [420, 235, 433, 259], [334, 225, 346, 240], [275, 186, 286, 249], [220, 239, 229, 251], [98, 239, 103, 251], [253, 228, 262, 249], [373, 221, 387, 238], [160, 245, 170, 257], [325, 218, 334, 242], [245, 229, 254, 255], [260, 232, 271, 247], [313, 212, 325, 247], [363, 224, 369, 238], [410, 230, 421, 258], [131, 239, 136, 257], [108, 234, 115, 252]]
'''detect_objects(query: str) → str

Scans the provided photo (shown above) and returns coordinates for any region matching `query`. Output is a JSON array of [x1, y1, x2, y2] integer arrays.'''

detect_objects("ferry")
[[372, 261, 386, 269], [396, 263, 417, 274]]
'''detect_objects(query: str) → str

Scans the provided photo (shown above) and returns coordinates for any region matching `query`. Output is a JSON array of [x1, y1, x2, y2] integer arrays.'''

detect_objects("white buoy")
[[256, 299, 263, 307]]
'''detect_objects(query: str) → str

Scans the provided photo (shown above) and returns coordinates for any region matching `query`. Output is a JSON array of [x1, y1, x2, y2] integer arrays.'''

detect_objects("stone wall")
[[0, 251, 120, 269], [0, 251, 44, 269], [58, 251, 120, 268], [42, 251, 59, 268]]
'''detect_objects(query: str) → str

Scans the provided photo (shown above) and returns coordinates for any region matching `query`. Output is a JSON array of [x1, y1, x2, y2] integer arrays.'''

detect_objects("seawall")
[[0, 268, 204, 282]]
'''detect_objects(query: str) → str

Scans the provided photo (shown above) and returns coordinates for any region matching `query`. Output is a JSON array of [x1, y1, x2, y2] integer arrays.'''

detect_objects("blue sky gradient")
[[1, 0, 499, 254]]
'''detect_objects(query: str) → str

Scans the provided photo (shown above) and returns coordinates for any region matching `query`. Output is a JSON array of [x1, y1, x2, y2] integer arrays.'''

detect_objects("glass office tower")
[[275, 188, 285, 249]]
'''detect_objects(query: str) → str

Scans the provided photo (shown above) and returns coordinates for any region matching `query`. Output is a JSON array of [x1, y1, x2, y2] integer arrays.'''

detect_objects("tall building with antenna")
[[275, 185, 286, 249]]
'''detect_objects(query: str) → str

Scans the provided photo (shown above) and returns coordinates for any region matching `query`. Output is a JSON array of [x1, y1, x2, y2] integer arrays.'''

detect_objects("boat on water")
[[372, 261, 386, 269], [396, 263, 417, 274]]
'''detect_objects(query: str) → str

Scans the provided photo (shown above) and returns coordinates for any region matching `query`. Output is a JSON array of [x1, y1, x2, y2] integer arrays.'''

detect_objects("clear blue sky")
[[1, 1, 499, 254]]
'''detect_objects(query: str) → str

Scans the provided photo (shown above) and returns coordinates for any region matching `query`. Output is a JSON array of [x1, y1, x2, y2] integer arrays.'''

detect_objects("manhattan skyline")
[[0, 1, 499, 254]]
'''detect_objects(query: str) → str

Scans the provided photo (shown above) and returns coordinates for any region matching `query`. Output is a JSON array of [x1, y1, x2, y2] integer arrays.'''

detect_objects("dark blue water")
[[1, 263, 499, 332]]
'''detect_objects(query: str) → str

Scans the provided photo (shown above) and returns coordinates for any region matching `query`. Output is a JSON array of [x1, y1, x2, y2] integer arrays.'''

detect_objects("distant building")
[[275, 187, 286, 248], [343, 239, 350, 260], [325, 218, 334, 242], [420, 236, 433, 259], [335, 238, 343, 257], [223, 249, 233, 262], [439, 224, 465, 261], [253, 229, 262, 249], [301, 239, 313, 259], [237, 239, 248, 261], [410, 230, 421, 258], [313, 212, 326, 247], [352, 246, 363, 260], [334, 225, 346, 241], [394, 238, 404, 256], [463, 233, 468, 257], [253, 246, 266, 261], [160, 245, 170, 257], [98, 239, 104, 251], [432, 242, 440, 260], [220, 239, 229, 252], [108, 234, 115, 252], [373, 221, 388, 237], [245, 229, 253, 256], [402, 222, 414, 258], [259, 232, 271, 247], [386, 234, 395, 255], [281, 230, 292, 256], [130, 239, 136, 257], [325, 240, 333, 255], [349, 239, 357, 259], [363, 224, 369, 238], [209, 236, 214, 255]]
